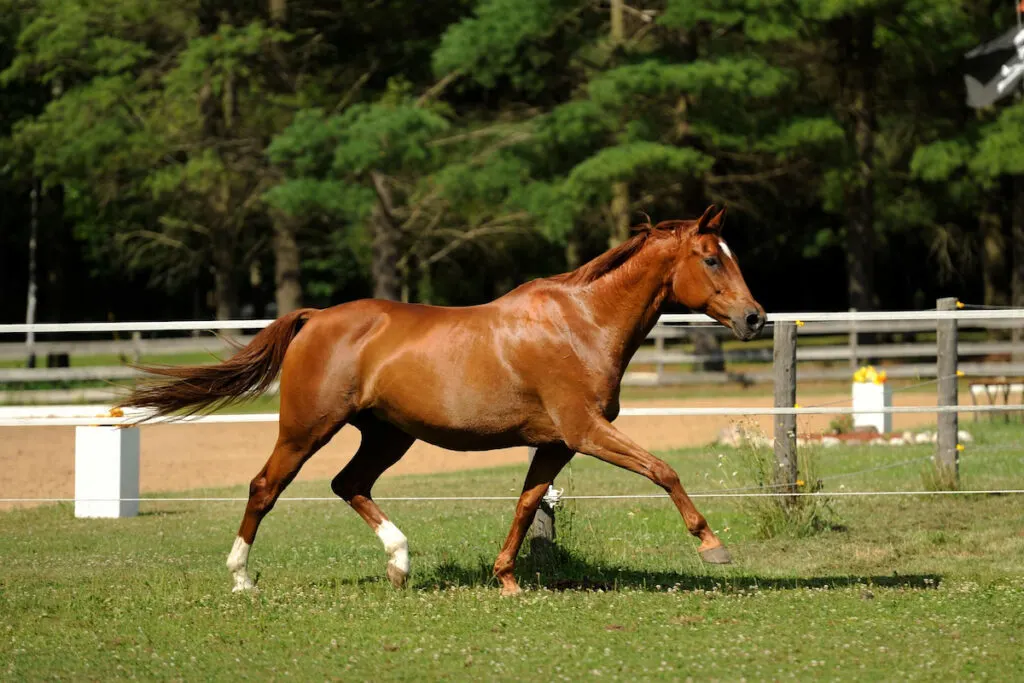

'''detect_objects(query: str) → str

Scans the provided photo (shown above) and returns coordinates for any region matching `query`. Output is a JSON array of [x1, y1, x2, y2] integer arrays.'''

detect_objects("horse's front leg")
[[564, 416, 731, 563], [493, 443, 574, 596]]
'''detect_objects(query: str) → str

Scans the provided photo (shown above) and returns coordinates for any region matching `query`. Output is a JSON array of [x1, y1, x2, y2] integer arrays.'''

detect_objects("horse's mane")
[[553, 219, 693, 286]]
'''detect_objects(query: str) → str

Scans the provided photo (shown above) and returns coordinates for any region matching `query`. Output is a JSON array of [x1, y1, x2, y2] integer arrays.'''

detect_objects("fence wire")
[[1, 447, 1018, 506], [4, 490, 1024, 504]]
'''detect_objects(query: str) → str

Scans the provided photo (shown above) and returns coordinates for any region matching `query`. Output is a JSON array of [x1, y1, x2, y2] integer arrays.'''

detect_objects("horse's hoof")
[[699, 545, 733, 565], [500, 584, 523, 598], [386, 562, 408, 589], [232, 576, 256, 593]]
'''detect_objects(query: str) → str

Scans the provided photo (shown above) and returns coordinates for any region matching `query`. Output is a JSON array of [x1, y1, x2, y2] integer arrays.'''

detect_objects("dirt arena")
[[1, 392, 943, 507]]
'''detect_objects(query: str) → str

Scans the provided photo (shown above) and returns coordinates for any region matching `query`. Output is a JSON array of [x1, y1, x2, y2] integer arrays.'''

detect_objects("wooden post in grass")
[[773, 321, 798, 498], [936, 297, 960, 486], [654, 333, 666, 386], [526, 447, 555, 543]]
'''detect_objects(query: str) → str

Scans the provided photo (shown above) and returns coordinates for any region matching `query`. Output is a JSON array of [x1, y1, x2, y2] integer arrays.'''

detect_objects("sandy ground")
[[1, 392, 943, 507]]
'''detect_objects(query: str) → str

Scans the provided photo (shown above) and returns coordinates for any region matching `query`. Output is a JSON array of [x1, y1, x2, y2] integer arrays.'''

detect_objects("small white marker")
[[719, 241, 734, 260]]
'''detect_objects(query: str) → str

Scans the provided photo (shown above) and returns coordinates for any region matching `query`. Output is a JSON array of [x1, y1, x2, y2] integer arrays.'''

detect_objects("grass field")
[[2, 423, 1023, 680]]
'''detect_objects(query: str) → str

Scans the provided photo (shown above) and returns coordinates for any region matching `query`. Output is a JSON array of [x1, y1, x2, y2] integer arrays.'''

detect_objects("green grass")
[[2, 422, 1023, 680]]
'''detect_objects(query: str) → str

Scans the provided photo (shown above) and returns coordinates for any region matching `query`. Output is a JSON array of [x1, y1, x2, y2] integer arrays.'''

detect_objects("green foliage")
[[433, 0, 582, 92], [589, 58, 794, 107], [566, 143, 713, 201], [1, 0, 195, 84], [755, 116, 845, 155], [1, 0, 1023, 319], [263, 179, 375, 222], [910, 139, 973, 181], [331, 103, 450, 175], [269, 102, 450, 190], [972, 103, 1024, 177]]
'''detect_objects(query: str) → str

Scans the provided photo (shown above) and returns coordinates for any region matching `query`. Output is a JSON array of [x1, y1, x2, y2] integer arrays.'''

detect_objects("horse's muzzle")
[[731, 306, 766, 341]]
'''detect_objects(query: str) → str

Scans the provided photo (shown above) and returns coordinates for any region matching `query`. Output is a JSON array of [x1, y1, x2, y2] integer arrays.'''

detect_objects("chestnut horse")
[[120, 205, 765, 596]]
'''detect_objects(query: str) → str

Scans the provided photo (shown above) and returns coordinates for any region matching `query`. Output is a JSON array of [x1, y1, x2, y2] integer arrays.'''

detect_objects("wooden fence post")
[[773, 321, 798, 496], [131, 331, 143, 364], [654, 334, 666, 385], [936, 297, 960, 485], [526, 447, 555, 544]]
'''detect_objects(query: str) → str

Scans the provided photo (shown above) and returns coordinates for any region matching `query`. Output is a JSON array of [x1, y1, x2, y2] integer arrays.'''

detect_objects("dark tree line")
[[1, 0, 1022, 324]]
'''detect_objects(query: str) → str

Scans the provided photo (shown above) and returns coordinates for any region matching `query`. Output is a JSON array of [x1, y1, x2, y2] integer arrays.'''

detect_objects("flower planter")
[[852, 381, 893, 435]]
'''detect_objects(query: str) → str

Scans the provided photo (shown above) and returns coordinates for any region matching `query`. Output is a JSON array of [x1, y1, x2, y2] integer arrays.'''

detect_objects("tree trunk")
[[271, 212, 302, 314], [269, 0, 286, 24], [25, 180, 38, 368], [692, 329, 725, 372], [369, 171, 402, 301], [565, 232, 581, 270], [842, 15, 878, 315], [606, 0, 630, 249], [1012, 175, 1024, 361], [980, 201, 1007, 307], [609, 182, 631, 248], [211, 239, 239, 320], [980, 199, 1008, 341], [417, 262, 433, 305]]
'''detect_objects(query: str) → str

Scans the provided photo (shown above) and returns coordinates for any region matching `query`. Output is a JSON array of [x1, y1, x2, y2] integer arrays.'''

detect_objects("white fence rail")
[[1, 402, 1021, 428]]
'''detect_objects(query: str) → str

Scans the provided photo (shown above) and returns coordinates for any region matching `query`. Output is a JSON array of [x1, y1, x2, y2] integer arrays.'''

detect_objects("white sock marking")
[[719, 240, 734, 260], [226, 536, 254, 592], [375, 520, 410, 575]]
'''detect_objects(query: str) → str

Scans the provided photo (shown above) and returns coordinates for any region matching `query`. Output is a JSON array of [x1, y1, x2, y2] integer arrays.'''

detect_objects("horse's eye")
[[704, 257, 719, 268]]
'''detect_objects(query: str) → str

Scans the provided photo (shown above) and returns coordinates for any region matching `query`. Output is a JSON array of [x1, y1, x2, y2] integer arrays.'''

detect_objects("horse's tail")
[[118, 308, 318, 421]]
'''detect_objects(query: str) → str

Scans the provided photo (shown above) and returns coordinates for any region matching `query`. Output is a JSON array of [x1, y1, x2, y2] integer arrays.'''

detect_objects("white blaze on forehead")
[[375, 520, 410, 575], [718, 240, 734, 261]]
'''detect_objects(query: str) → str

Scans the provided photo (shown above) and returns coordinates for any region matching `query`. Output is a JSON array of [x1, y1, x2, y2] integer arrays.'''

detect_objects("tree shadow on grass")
[[416, 538, 942, 594]]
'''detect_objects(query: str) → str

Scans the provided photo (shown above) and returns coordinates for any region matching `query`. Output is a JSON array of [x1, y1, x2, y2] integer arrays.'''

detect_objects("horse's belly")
[[389, 420, 527, 451], [368, 392, 555, 451]]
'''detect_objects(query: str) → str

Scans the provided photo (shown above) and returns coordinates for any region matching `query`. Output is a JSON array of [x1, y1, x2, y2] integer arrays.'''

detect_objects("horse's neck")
[[581, 245, 673, 374]]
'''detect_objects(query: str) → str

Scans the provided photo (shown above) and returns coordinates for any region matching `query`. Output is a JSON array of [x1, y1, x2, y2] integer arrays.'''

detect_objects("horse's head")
[[669, 205, 766, 341]]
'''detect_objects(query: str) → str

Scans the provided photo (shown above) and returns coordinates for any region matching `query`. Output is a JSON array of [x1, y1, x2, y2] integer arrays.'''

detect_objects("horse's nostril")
[[745, 312, 762, 329]]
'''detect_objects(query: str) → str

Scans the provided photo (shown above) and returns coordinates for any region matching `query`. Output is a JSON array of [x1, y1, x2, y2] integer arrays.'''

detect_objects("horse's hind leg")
[[330, 416, 416, 588], [493, 442, 574, 597], [227, 413, 348, 592]]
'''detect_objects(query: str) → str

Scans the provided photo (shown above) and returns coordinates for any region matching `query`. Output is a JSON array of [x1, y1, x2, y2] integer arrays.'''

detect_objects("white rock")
[[914, 432, 932, 444], [889, 437, 906, 446], [869, 438, 887, 446], [821, 436, 841, 448], [902, 431, 914, 442], [957, 430, 974, 443]]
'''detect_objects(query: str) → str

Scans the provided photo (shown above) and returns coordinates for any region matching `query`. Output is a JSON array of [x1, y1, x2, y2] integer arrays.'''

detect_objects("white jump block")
[[74, 426, 140, 518], [852, 382, 893, 435]]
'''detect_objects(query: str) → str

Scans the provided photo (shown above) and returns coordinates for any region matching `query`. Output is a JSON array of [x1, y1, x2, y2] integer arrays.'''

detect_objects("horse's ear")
[[709, 207, 727, 232], [696, 204, 719, 234]]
